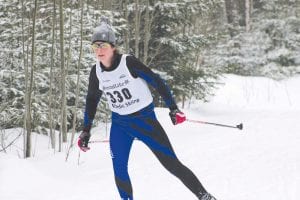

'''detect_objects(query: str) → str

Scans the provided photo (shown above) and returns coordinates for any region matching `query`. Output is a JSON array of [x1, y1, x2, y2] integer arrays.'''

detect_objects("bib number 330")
[[106, 88, 132, 103]]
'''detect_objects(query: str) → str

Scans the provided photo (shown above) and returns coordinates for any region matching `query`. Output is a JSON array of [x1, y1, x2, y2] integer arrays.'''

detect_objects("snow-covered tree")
[[2, 0, 298, 146], [205, 0, 300, 80], [146, 1, 224, 106]]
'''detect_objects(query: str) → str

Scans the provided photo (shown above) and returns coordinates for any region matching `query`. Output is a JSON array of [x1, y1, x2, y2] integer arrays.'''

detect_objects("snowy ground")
[[1, 74, 300, 200]]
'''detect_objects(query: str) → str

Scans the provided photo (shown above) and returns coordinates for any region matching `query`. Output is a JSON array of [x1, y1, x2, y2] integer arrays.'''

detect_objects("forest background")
[[0, 0, 299, 157]]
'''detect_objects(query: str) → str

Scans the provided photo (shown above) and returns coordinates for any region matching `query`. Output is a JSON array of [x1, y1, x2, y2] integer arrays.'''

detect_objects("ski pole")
[[186, 119, 243, 130], [89, 139, 109, 143], [89, 138, 139, 144]]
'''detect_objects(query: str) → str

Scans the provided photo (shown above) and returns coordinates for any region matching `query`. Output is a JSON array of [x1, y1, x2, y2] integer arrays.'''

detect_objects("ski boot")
[[198, 193, 217, 200]]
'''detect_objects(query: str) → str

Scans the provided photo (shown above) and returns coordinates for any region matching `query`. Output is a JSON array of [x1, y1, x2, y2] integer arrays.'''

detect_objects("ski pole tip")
[[237, 123, 243, 130]]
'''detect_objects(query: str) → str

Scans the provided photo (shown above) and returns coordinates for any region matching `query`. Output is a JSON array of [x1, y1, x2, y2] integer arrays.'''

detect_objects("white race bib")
[[95, 55, 153, 115]]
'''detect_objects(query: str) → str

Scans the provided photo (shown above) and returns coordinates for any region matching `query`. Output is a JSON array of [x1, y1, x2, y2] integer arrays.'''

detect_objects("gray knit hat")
[[91, 16, 116, 45]]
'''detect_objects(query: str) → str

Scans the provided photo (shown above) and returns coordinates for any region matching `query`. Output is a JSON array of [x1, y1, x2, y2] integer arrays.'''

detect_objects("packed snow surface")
[[1, 74, 300, 200]]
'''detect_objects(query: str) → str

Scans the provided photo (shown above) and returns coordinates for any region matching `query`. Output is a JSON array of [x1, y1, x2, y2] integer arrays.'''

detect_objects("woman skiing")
[[78, 17, 217, 200]]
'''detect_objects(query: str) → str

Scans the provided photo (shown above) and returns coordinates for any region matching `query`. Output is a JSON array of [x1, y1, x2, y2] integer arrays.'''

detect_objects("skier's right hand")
[[78, 131, 91, 152], [169, 109, 186, 125]]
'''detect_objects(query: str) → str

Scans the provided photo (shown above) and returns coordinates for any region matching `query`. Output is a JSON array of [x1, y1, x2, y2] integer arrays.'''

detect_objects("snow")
[[1, 74, 300, 200]]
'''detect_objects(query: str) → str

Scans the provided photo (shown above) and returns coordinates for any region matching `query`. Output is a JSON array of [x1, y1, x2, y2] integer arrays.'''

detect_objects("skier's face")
[[92, 42, 115, 67]]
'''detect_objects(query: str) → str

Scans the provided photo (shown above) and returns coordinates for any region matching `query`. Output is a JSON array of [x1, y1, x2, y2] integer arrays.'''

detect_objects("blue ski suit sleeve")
[[83, 65, 102, 132], [126, 55, 178, 111]]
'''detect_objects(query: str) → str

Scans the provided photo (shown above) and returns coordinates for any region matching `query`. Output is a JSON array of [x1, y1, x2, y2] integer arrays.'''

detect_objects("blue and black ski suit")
[[83, 54, 206, 199]]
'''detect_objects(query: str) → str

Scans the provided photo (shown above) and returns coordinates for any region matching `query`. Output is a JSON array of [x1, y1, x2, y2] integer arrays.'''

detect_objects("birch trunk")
[[134, 0, 140, 57], [124, 0, 130, 52], [21, 0, 27, 158], [49, 0, 57, 150], [24, 0, 38, 158], [66, 0, 84, 161], [59, 0, 67, 152], [143, 0, 150, 64]]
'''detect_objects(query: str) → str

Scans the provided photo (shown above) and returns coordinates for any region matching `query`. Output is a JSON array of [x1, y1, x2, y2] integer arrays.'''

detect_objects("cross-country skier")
[[78, 17, 217, 200]]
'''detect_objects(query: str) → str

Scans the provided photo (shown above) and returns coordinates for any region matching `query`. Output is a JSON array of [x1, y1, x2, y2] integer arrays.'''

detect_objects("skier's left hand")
[[78, 131, 91, 152], [169, 109, 186, 125]]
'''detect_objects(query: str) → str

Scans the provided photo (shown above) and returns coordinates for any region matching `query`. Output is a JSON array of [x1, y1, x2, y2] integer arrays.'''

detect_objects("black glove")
[[77, 131, 91, 152], [169, 109, 186, 125]]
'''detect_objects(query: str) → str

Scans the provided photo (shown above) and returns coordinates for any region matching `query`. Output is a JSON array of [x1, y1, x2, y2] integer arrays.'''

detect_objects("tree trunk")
[[134, 0, 140, 57], [24, 0, 38, 158], [181, 94, 185, 109], [224, 0, 234, 24], [143, 0, 150, 64], [245, 0, 251, 31], [49, 0, 57, 150], [59, 0, 67, 151], [224, 0, 239, 37], [21, 0, 27, 158], [237, 0, 246, 26], [124, 0, 130, 52], [66, 0, 84, 161], [66, 6, 73, 73]]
